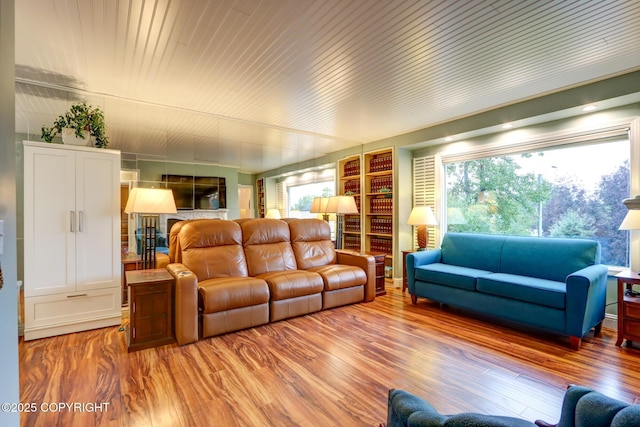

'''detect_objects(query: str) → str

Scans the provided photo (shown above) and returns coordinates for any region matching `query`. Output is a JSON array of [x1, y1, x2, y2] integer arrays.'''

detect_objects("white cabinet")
[[23, 141, 121, 340]]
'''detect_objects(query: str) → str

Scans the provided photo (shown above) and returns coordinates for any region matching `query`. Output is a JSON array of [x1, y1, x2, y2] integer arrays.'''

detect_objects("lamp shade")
[[623, 195, 640, 210], [310, 197, 329, 213], [266, 209, 281, 219], [619, 209, 640, 230], [326, 196, 359, 214], [408, 206, 437, 250], [407, 206, 438, 226], [124, 188, 177, 214]]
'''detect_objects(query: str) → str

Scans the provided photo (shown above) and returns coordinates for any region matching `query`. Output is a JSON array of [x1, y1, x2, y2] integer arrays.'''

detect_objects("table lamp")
[[310, 197, 330, 221], [326, 195, 358, 250], [619, 195, 640, 275], [266, 209, 281, 219], [125, 188, 177, 269], [407, 206, 438, 250]]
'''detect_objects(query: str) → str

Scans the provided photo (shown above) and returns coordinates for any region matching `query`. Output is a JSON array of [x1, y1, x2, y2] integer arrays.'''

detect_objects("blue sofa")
[[406, 233, 608, 349], [386, 385, 640, 427]]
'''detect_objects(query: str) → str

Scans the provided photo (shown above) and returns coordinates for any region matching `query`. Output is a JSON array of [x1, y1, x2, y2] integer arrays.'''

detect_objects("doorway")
[[238, 185, 253, 218]]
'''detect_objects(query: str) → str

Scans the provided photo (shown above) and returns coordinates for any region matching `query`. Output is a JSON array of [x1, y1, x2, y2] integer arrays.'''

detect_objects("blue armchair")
[[386, 385, 640, 427], [135, 228, 169, 255]]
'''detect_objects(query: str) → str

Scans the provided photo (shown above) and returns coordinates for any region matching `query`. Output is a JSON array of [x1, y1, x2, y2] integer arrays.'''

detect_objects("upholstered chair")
[[385, 385, 640, 427]]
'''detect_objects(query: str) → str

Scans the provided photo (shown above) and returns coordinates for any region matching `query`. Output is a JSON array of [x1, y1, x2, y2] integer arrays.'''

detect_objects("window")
[[275, 167, 336, 219], [445, 139, 630, 267], [287, 182, 335, 218]]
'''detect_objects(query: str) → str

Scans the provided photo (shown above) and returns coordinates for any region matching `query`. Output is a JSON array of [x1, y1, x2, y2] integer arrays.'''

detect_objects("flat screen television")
[[162, 175, 226, 210]]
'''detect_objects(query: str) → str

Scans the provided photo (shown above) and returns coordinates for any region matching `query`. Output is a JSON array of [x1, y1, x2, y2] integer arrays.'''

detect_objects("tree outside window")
[[445, 140, 630, 266]]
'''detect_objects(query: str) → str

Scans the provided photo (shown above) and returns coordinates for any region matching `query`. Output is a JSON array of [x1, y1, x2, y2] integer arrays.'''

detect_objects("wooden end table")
[[615, 270, 640, 347], [365, 252, 387, 296], [126, 268, 175, 352]]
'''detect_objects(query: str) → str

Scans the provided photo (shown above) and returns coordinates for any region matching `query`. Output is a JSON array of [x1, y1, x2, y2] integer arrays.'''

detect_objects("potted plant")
[[41, 102, 109, 148]]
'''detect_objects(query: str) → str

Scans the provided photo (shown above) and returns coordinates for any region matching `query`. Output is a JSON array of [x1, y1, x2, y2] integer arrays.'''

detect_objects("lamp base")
[[140, 215, 158, 269], [416, 225, 428, 250]]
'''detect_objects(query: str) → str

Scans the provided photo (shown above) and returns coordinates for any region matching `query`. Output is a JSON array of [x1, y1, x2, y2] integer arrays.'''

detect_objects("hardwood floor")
[[19, 286, 640, 427]]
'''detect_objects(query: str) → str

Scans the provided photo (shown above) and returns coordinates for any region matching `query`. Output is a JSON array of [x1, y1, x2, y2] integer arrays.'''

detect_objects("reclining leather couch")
[[166, 218, 376, 345]]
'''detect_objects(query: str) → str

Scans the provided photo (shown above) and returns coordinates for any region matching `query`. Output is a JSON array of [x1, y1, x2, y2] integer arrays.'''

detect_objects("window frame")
[[432, 117, 640, 274]]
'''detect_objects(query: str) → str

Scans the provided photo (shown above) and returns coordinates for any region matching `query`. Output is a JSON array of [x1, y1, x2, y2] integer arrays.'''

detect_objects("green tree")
[[541, 176, 587, 235], [589, 160, 630, 266], [548, 209, 596, 237], [292, 194, 314, 211], [447, 155, 551, 235]]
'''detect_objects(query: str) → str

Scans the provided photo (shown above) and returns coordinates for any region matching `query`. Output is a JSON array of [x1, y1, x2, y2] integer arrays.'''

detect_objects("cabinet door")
[[24, 146, 77, 297], [75, 150, 121, 291]]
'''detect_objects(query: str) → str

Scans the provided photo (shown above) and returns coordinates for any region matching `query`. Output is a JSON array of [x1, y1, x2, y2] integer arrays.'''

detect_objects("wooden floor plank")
[[19, 286, 640, 426]]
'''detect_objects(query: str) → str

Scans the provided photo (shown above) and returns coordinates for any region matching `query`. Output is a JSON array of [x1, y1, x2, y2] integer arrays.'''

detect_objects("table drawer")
[[133, 281, 171, 296], [623, 318, 640, 339], [623, 302, 640, 320]]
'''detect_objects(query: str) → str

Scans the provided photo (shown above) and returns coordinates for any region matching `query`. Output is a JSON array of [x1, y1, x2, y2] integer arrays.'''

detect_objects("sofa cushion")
[[612, 406, 640, 426], [198, 277, 270, 313], [575, 391, 629, 427], [256, 270, 324, 300], [308, 264, 366, 291], [241, 219, 298, 276], [415, 263, 493, 291], [179, 220, 249, 280], [289, 218, 337, 269], [499, 236, 600, 282], [476, 273, 566, 309], [388, 389, 445, 427], [441, 233, 505, 272]]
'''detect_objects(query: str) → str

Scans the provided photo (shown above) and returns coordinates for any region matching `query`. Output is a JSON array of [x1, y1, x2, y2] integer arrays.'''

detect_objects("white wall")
[[0, 0, 20, 425]]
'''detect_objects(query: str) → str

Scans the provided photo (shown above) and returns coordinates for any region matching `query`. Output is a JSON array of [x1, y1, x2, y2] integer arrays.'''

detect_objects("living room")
[[3, 1, 640, 426]]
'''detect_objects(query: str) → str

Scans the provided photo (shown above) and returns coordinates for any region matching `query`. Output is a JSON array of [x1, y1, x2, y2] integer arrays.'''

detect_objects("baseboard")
[[604, 313, 617, 330]]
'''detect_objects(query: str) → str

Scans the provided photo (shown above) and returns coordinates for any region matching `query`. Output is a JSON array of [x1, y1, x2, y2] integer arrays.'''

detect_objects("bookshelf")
[[338, 155, 362, 251], [256, 178, 265, 218], [364, 148, 394, 277]]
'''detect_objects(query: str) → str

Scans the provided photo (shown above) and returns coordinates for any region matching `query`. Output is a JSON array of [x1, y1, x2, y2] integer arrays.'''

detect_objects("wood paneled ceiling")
[[14, 0, 640, 174]]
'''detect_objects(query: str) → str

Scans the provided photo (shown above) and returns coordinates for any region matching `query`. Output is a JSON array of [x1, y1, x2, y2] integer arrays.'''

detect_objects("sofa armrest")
[[387, 389, 445, 427], [167, 263, 199, 345], [565, 264, 609, 337], [336, 250, 376, 302], [406, 249, 442, 294], [550, 384, 640, 427]]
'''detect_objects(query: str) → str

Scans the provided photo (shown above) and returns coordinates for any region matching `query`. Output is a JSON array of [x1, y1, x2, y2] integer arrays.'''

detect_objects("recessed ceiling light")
[[582, 104, 597, 112], [502, 123, 513, 129]]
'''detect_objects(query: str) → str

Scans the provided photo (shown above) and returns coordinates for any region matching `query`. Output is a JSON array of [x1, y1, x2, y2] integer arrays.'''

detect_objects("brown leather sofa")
[[167, 218, 376, 345]]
